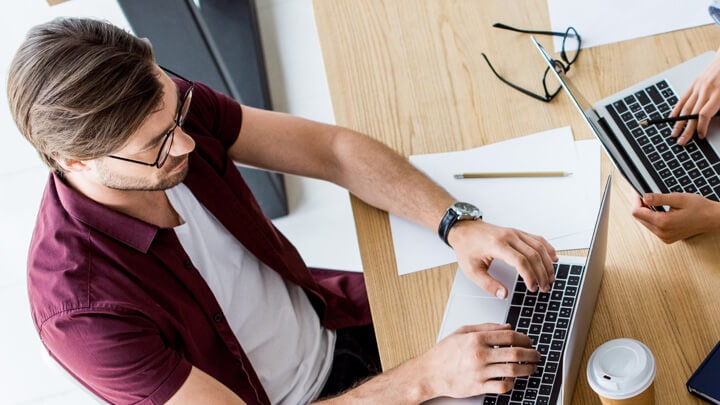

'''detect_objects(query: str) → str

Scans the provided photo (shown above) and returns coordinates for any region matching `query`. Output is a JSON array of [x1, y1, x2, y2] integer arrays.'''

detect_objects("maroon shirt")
[[27, 81, 371, 404]]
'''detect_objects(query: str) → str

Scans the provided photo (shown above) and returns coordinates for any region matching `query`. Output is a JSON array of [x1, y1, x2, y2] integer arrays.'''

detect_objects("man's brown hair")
[[7, 18, 164, 173]]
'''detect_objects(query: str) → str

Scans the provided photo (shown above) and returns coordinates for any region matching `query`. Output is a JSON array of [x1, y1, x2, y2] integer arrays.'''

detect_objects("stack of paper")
[[547, 0, 712, 51], [389, 127, 601, 275]]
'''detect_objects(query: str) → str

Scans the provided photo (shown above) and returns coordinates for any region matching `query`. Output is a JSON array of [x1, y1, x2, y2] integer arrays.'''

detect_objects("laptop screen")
[[531, 36, 652, 197]]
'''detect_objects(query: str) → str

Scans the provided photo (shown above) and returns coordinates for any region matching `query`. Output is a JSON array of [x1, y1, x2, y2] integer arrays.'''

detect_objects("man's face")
[[89, 67, 195, 191]]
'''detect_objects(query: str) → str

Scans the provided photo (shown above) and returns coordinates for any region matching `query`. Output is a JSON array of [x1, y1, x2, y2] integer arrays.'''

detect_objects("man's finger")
[[463, 264, 509, 299]]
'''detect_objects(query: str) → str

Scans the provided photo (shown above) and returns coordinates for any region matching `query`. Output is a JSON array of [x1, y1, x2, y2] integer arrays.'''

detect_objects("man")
[[8, 18, 557, 404], [632, 47, 720, 243]]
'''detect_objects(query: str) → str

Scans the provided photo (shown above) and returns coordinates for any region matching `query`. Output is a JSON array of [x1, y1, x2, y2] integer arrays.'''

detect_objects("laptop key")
[[668, 96, 678, 105], [657, 80, 669, 89], [635, 90, 651, 105], [697, 139, 720, 165], [682, 160, 695, 171], [612, 100, 628, 113], [556, 264, 570, 279], [646, 86, 664, 104], [507, 306, 521, 328]]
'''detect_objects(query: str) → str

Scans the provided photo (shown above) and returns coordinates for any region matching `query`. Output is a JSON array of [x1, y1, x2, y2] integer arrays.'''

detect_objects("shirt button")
[[183, 260, 192, 269], [213, 312, 223, 323]]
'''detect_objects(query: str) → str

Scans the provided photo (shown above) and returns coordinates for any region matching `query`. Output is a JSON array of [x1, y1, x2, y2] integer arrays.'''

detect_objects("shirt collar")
[[52, 172, 159, 253]]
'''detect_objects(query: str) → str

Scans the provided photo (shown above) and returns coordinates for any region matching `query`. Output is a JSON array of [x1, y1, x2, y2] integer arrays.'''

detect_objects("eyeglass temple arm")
[[481, 53, 552, 103], [492, 22, 568, 37]]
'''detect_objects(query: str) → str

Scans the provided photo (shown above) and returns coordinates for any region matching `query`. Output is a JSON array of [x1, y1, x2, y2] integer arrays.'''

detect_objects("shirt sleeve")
[[40, 307, 193, 405], [180, 80, 244, 152]]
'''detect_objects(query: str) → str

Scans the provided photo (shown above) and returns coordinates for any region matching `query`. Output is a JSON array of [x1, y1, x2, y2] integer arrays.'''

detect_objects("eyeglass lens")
[[157, 86, 193, 168]]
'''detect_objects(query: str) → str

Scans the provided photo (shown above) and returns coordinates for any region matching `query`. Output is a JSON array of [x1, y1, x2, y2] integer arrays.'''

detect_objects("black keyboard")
[[481, 263, 585, 405], [605, 80, 720, 201]]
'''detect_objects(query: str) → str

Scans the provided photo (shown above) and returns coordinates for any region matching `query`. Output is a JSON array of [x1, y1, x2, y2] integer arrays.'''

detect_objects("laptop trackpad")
[[707, 121, 720, 152], [437, 294, 510, 341]]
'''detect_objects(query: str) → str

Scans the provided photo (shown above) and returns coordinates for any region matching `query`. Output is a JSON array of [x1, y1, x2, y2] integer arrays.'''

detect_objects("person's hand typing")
[[671, 48, 720, 145], [421, 323, 540, 398], [447, 220, 558, 298]]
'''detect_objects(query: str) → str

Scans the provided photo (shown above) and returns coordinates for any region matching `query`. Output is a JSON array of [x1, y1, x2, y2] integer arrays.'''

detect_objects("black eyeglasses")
[[482, 23, 582, 102], [108, 66, 194, 168]]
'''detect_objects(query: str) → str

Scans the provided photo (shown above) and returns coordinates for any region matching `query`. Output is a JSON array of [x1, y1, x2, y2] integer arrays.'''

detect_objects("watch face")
[[452, 202, 481, 219]]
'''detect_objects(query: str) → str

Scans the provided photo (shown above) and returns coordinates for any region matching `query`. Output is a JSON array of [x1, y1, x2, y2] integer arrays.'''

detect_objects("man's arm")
[[167, 325, 537, 404], [316, 324, 540, 403], [166, 366, 246, 404], [230, 106, 557, 296]]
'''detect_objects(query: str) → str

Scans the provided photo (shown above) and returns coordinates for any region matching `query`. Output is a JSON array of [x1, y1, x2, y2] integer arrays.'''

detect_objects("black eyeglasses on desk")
[[482, 22, 582, 102]]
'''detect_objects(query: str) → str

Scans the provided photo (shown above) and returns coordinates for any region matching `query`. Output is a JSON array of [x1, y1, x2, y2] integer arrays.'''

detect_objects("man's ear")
[[59, 158, 90, 173]]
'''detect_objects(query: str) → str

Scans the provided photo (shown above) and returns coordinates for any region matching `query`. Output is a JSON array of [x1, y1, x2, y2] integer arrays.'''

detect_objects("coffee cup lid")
[[586, 338, 656, 399]]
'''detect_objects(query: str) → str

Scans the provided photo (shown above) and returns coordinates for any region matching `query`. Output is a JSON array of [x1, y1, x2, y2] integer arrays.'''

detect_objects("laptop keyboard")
[[481, 262, 584, 405], [605, 80, 720, 201]]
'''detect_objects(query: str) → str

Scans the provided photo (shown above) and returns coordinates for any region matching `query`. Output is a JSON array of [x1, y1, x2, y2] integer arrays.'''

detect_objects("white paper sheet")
[[547, 0, 713, 51], [388, 128, 601, 275]]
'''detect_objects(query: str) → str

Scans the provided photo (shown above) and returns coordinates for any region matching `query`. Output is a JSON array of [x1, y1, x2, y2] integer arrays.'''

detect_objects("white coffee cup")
[[586, 338, 656, 404]]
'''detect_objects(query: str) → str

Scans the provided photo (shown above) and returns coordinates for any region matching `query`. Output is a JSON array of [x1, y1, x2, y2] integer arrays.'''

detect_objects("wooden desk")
[[314, 1, 720, 403]]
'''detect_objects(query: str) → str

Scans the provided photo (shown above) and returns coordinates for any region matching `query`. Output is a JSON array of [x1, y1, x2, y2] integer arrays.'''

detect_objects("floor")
[[0, 0, 361, 403]]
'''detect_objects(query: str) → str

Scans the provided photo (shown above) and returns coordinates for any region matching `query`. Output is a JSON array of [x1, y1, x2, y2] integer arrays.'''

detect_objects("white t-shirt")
[[166, 183, 335, 404]]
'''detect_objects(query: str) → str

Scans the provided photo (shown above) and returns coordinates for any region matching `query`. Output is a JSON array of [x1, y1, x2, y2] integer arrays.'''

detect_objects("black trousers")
[[318, 324, 382, 399]]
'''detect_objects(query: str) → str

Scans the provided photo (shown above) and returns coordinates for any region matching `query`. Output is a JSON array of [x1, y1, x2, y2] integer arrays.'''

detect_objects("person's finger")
[[630, 200, 663, 225], [516, 232, 556, 286], [479, 329, 533, 349], [462, 263, 510, 299], [672, 92, 697, 136], [630, 211, 662, 236], [481, 361, 537, 380], [697, 96, 720, 138], [642, 192, 688, 208], [451, 323, 511, 336], [478, 378, 516, 395], [498, 245, 541, 293], [670, 88, 692, 118], [677, 119, 698, 145]]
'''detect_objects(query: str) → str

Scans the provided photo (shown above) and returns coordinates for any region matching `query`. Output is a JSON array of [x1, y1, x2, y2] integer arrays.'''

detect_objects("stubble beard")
[[96, 157, 189, 191]]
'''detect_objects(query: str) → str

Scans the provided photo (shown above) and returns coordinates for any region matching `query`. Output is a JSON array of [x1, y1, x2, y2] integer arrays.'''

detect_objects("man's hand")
[[447, 220, 558, 299], [631, 192, 720, 243], [671, 49, 720, 145], [420, 323, 540, 399]]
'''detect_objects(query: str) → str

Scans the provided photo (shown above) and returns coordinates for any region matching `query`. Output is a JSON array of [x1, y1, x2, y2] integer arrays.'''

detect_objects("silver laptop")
[[431, 176, 611, 405], [533, 38, 720, 210]]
